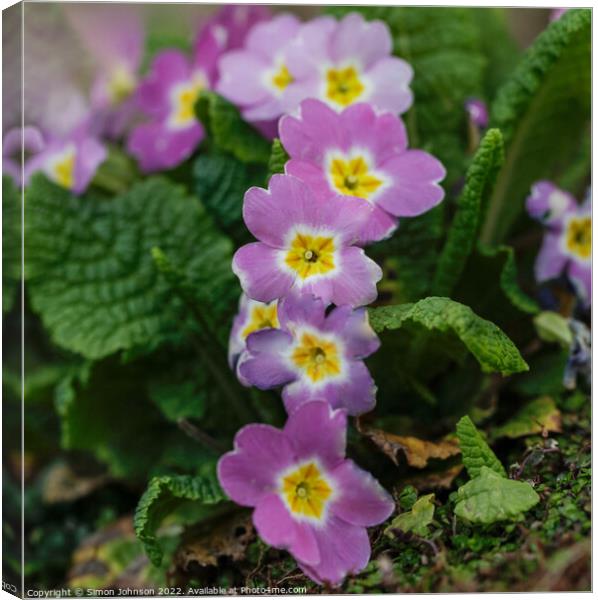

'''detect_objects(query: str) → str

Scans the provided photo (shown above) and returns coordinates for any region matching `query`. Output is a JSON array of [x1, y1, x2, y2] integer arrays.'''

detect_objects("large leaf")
[[481, 9, 591, 244], [432, 129, 504, 297], [330, 7, 485, 184], [3, 176, 21, 313], [193, 150, 266, 241], [195, 91, 271, 164], [134, 472, 225, 567], [454, 466, 540, 524], [369, 297, 528, 376], [25, 175, 237, 360], [456, 415, 506, 478]]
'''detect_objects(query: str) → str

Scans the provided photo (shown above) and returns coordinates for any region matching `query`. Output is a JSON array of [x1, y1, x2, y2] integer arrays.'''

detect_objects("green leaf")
[[512, 349, 569, 397], [456, 415, 506, 478], [369, 297, 528, 376], [134, 472, 225, 567], [193, 150, 266, 240], [268, 138, 289, 180], [433, 129, 504, 296], [481, 9, 591, 244], [3, 176, 20, 313], [493, 396, 562, 440], [533, 311, 573, 347], [148, 380, 206, 423], [54, 360, 165, 479], [373, 206, 444, 303], [25, 175, 237, 360], [475, 244, 540, 314], [468, 8, 520, 97], [386, 494, 435, 538], [454, 466, 540, 524], [196, 91, 270, 164], [328, 7, 485, 184]]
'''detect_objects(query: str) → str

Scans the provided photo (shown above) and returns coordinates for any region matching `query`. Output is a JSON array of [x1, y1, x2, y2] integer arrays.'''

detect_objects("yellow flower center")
[[330, 155, 383, 200], [280, 462, 333, 520], [108, 66, 136, 104], [285, 233, 335, 280], [241, 303, 279, 339], [326, 66, 365, 107], [291, 332, 341, 383], [51, 150, 76, 190], [170, 77, 204, 128], [566, 217, 591, 259], [272, 64, 294, 92]]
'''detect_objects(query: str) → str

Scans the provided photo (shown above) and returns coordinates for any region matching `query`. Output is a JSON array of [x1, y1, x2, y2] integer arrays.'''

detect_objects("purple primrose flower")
[[217, 400, 395, 585], [238, 293, 379, 416], [283, 13, 413, 115], [216, 14, 301, 129], [25, 123, 106, 195], [65, 4, 145, 138], [126, 48, 211, 173], [232, 174, 383, 307], [280, 99, 446, 243], [526, 181, 591, 307], [228, 294, 280, 386]]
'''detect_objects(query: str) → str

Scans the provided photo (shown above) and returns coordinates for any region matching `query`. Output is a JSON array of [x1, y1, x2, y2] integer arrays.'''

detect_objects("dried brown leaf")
[[357, 420, 460, 468], [176, 510, 253, 571]]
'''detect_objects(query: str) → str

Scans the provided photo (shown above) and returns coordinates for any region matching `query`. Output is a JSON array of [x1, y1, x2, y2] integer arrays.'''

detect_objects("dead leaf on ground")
[[404, 464, 465, 491], [176, 510, 253, 571], [43, 462, 110, 504], [356, 420, 460, 468]]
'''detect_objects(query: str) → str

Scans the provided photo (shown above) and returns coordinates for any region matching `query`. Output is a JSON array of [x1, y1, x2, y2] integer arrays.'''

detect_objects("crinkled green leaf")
[[456, 415, 506, 478], [268, 138, 289, 181], [25, 175, 236, 360], [493, 396, 561, 440], [3, 176, 20, 313], [330, 7, 485, 184], [433, 129, 504, 297], [194, 150, 267, 240], [386, 494, 435, 538], [481, 9, 591, 244], [134, 472, 224, 567], [369, 297, 528, 376], [533, 311, 573, 347], [476, 244, 540, 314], [196, 91, 270, 164], [454, 466, 540, 524]]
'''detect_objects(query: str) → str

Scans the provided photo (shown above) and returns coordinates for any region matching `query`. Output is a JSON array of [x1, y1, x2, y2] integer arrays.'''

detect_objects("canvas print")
[[2, 3, 591, 596]]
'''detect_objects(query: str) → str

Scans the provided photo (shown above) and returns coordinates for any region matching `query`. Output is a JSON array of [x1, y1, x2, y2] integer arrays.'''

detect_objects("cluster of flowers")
[[218, 11, 446, 586], [4, 5, 271, 189]]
